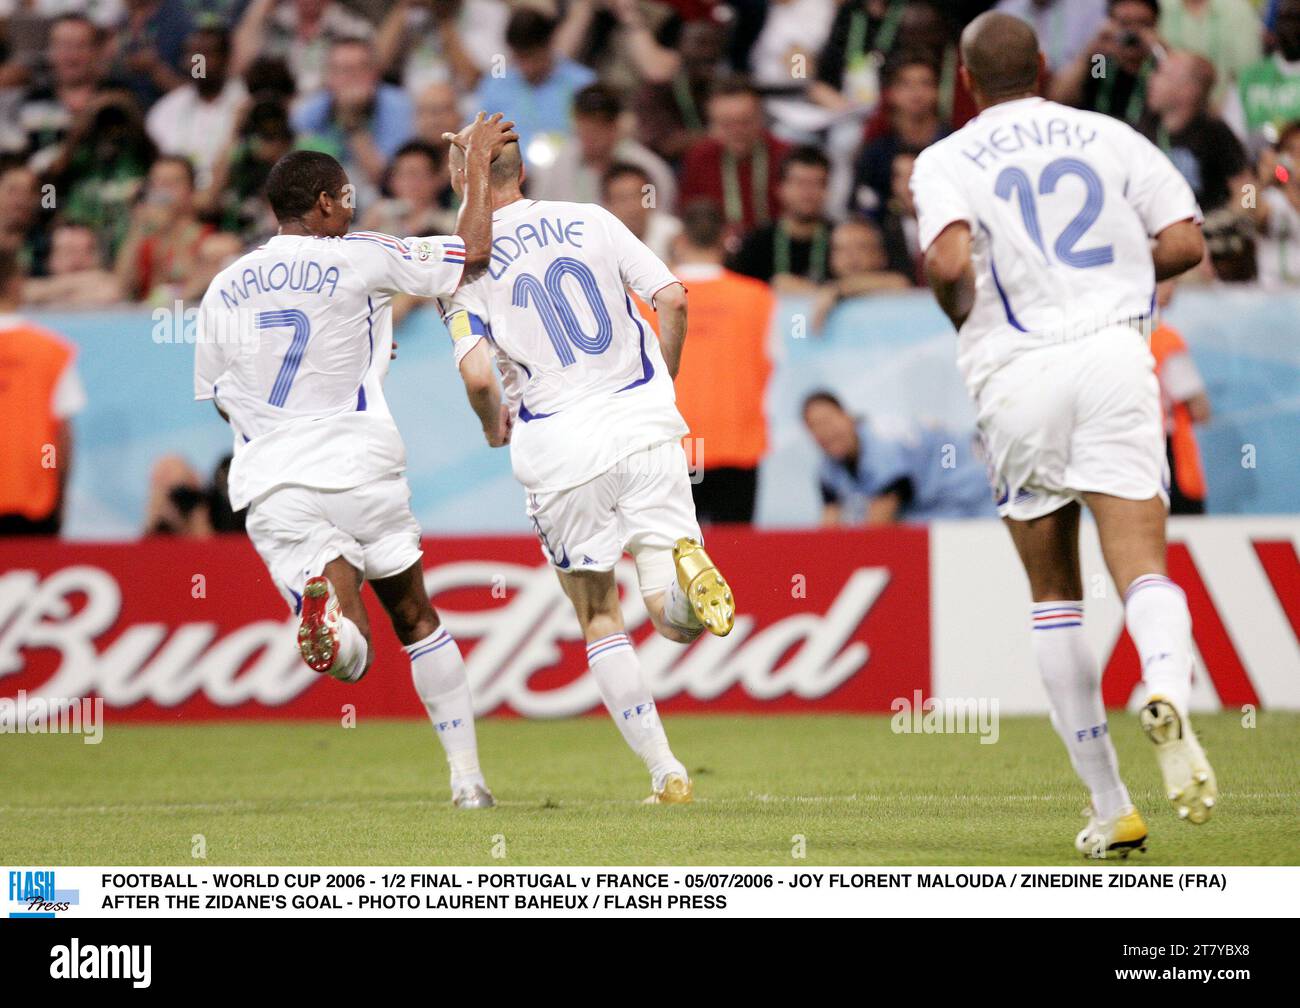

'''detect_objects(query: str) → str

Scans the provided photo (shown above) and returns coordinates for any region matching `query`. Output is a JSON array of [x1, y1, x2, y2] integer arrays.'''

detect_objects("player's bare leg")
[[371, 560, 493, 809], [643, 537, 735, 642], [299, 556, 372, 683], [557, 567, 693, 804], [1004, 502, 1147, 858], [1083, 492, 1218, 825]]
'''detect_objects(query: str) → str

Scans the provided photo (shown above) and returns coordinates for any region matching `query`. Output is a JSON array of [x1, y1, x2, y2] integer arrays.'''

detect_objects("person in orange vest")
[[0, 248, 86, 535], [636, 199, 774, 523], [1151, 280, 1211, 515]]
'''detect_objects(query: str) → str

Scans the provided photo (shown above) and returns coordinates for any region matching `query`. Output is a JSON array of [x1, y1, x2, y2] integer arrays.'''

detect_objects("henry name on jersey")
[[958, 115, 1099, 172]]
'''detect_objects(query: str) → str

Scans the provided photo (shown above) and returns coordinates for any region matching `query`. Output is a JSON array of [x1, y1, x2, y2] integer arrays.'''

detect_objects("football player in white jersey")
[[194, 114, 516, 810], [912, 13, 1216, 858], [438, 134, 736, 805]]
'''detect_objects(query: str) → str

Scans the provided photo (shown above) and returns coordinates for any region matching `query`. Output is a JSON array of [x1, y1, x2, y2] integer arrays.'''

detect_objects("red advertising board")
[[0, 526, 930, 720]]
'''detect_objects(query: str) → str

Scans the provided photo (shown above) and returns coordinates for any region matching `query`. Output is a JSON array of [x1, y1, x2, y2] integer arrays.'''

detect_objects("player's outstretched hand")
[[442, 112, 519, 162]]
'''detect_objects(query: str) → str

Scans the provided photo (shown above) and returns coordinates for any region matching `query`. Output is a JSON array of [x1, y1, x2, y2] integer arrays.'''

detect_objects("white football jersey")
[[194, 231, 466, 509], [442, 198, 685, 493], [910, 96, 1201, 394]]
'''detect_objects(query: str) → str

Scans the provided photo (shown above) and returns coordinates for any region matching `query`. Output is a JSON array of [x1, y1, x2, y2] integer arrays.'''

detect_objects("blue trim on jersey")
[[978, 220, 1028, 333], [357, 385, 367, 411], [616, 294, 655, 393], [289, 586, 302, 615], [366, 296, 375, 360], [518, 399, 554, 422], [343, 233, 411, 260]]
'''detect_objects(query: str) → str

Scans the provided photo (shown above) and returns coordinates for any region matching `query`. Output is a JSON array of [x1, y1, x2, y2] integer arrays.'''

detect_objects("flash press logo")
[[50, 939, 151, 988], [7, 870, 78, 918]]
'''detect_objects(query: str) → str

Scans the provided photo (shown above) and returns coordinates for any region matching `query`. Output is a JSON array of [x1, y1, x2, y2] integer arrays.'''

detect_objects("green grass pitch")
[[1, 713, 1296, 865]]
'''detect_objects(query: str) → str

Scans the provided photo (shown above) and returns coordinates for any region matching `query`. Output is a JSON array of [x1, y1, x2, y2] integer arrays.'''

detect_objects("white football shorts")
[[525, 440, 703, 596], [975, 325, 1169, 522], [245, 472, 423, 612]]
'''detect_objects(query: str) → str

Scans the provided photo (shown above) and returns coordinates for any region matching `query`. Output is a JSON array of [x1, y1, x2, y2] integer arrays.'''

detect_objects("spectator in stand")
[[729, 145, 834, 292], [802, 389, 994, 525], [105, 0, 193, 108], [601, 162, 681, 261], [292, 38, 413, 208], [1052, 0, 1161, 127], [528, 82, 677, 211], [361, 140, 456, 237], [880, 149, 922, 282], [680, 76, 789, 239], [45, 88, 155, 257], [810, 218, 910, 330], [632, 16, 726, 165], [15, 14, 108, 172], [1150, 281, 1212, 515], [146, 27, 247, 191], [553, 0, 684, 94], [812, 0, 913, 115], [473, 8, 596, 170], [114, 154, 213, 305], [1144, 50, 1251, 215], [241, 51, 296, 105], [1224, 0, 1300, 152], [376, 0, 508, 97], [1158, 0, 1261, 107], [0, 248, 86, 537], [22, 221, 123, 306], [232, 0, 374, 98], [848, 49, 947, 220], [1251, 119, 1300, 287], [412, 80, 461, 151], [0, 160, 49, 275], [742, 0, 838, 139], [360, 139, 456, 324], [640, 201, 773, 524], [994, 0, 1107, 73], [200, 93, 293, 242], [144, 454, 214, 536]]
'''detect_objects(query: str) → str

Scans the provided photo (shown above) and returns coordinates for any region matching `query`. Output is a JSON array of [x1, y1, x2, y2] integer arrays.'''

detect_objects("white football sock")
[[1125, 574, 1194, 716], [406, 627, 484, 788], [664, 578, 703, 635], [332, 613, 368, 683], [586, 632, 682, 781], [1031, 601, 1131, 819]]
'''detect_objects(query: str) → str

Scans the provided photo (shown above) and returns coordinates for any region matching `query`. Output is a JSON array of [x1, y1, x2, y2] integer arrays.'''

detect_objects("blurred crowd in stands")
[[0, 0, 1285, 535]]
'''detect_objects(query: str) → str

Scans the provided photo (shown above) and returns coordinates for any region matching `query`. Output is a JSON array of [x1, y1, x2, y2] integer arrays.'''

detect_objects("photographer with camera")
[[1051, 0, 1163, 124]]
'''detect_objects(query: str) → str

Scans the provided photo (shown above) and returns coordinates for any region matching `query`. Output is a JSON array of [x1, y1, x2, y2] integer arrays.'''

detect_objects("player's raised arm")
[[444, 112, 520, 284]]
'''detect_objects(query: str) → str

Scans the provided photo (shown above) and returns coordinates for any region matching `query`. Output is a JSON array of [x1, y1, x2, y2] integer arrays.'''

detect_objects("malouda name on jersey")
[[194, 231, 466, 510]]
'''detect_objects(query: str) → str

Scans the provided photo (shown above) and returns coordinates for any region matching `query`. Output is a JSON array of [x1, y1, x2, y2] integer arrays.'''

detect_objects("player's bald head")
[[961, 11, 1040, 103], [448, 136, 524, 191]]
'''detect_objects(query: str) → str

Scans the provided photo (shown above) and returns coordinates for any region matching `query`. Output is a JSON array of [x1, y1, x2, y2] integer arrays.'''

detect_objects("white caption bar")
[[4, 866, 1296, 918]]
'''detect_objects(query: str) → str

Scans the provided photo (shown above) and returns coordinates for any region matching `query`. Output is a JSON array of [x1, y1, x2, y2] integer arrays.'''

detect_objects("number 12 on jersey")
[[995, 156, 1114, 269]]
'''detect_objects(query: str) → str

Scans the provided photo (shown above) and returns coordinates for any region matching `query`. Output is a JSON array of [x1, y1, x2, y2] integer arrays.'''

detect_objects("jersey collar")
[[491, 198, 537, 224], [973, 96, 1046, 122]]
